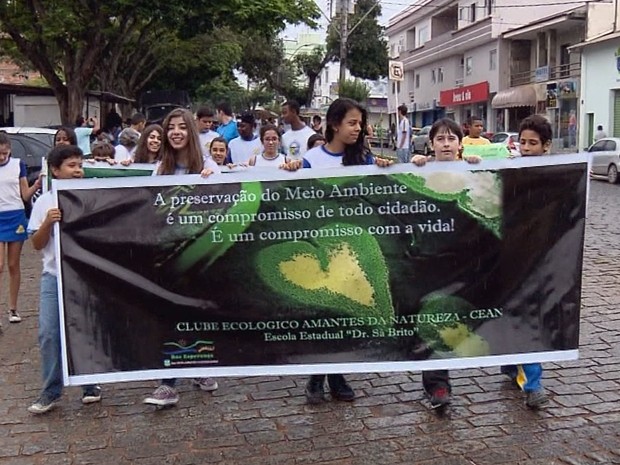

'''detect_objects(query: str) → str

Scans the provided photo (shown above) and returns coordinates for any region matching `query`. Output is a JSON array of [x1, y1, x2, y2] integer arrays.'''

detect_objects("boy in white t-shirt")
[[281, 100, 316, 160], [228, 111, 262, 164], [396, 104, 411, 163], [27, 145, 102, 414], [196, 106, 219, 158]]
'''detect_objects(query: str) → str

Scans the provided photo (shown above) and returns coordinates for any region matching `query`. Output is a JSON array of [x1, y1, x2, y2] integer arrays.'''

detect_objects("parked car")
[[411, 125, 432, 155], [490, 132, 520, 156], [1, 126, 57, 147], [588, 137, 620, 184]]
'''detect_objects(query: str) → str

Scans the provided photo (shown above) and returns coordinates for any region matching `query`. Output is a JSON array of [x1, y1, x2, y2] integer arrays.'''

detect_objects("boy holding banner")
[[500, 114, 552, 409], [27, 145, 102, 414]]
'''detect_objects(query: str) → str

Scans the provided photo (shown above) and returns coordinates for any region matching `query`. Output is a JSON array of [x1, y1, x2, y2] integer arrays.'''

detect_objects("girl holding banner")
[[144, 108, 219, 407]]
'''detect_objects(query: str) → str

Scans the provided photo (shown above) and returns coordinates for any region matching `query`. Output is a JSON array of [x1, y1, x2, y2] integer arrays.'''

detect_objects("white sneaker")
[[8, 310, 21, 323], [28, 398, 57, 414], [143, 385, 179, 406], [192, 378, 219, 392]]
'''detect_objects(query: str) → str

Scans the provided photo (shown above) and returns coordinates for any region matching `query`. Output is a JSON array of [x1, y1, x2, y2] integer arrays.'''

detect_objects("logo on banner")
[[388, 61, 404, 81], [162, 339, 218, 367]]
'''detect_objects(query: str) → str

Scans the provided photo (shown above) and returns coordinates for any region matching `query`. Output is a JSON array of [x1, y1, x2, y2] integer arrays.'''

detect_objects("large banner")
[[55, 156, 587, 385]]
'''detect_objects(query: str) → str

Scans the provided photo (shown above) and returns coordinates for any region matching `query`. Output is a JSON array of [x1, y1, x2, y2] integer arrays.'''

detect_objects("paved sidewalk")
[[1, 181, 619, 465]]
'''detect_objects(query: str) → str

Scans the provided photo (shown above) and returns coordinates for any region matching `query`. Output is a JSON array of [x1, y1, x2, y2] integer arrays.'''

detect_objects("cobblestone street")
[[0, 179, 619, 465]]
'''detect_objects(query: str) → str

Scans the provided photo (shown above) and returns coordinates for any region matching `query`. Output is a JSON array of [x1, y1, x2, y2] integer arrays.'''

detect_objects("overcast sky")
[[285, 0, 413, 38]]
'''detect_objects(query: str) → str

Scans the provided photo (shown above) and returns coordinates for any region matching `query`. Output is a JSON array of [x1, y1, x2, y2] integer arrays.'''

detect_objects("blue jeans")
[[396, 148, 410, 164], [501, 363, 543, 392], [38, 273, 94, 401]]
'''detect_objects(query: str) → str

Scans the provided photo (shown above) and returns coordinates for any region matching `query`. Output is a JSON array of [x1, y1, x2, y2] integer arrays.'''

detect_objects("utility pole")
[[339, 0, 349, 84]]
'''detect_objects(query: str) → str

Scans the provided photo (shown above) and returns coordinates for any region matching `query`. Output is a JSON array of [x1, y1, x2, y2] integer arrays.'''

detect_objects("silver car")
[[411, 125, 432, 155], [589, 137, 620, 184]]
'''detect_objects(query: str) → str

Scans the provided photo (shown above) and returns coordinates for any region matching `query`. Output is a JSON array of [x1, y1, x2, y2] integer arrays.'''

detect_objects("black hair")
[[259, 124, 280, 142], [130, 112, 146, 125], [197, 106, 215, 119], [75, 116, 85, 127], [216, 101, 233, 117], [210, 136, 228, 149], [325, 98, 369, 166], [469, 115, 483, 125], [47, 144, 83, 175], [429, 118, 464, 142], [55, 127, 78, 145], [597, 124, 603, 131], [518, 115, 553, 145], [307, 133, 326, 150], [0, 131, 10, 146], [397, 105, 408, 116], [312, 115, 321, 123], [283, 100, 301, 115]]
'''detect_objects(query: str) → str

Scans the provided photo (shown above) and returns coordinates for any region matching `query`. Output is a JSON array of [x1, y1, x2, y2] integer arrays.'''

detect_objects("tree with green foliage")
[[338, 79, 370, 103], [0, 0, 319, 124], [327, 0, 388, 81]]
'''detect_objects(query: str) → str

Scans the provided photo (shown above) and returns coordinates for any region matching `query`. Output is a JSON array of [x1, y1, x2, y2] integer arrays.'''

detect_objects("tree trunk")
[[305, 73, 318, 107], [56, 84, 86, 126]]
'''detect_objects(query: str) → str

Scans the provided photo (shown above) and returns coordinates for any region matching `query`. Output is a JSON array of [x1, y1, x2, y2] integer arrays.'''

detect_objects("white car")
[[1, 127, 57, 147], [490, 132, 520, 156], [588, 137, 620, 184]]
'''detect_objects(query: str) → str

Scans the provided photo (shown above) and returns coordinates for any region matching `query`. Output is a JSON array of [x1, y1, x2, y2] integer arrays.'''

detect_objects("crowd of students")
[[0, 97, 555, 414]]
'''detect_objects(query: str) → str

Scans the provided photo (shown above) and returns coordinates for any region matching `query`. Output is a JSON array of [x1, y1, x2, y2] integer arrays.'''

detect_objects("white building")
[[387, 0, 590, 136], [572, 0, 620, 149]]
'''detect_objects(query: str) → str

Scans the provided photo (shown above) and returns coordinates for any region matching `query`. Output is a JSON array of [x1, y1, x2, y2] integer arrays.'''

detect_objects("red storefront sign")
[[440, 81, 489, 107]]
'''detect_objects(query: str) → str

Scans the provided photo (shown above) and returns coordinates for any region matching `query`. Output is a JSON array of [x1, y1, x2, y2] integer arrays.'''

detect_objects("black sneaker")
[[327, 374, 355, 401], [82, 386, 102, 404], [305, 375, 326, 404], [427, 386, 451, 409]]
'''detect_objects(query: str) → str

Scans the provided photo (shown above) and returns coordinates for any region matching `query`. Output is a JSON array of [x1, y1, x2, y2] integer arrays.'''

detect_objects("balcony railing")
[[510, 62, 581, 87], [401, 17, 492, 69]]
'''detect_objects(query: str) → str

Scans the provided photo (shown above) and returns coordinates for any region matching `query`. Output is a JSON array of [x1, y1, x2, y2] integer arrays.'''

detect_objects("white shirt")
[[253, 153, 285, 168], [199, 131, 219, 158], [303, 145, 343, 169], [228, 136, 263, 164], [0, 157, 25, 212], [594, 130, 607, 142], [282, 125, 316, 161], [398, 116, 411, 150], [152, 157, 221, 176], [27, 190, 57, 275], [114, 145, 135, 162]]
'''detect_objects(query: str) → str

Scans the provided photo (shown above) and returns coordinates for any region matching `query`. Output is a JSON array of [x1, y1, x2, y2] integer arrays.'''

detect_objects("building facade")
[[573, 0, 620, 149], [387, 0, 589, 136]]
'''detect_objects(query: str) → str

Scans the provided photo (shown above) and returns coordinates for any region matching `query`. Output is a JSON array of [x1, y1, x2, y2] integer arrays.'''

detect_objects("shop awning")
[[491, 86, 537, 108]]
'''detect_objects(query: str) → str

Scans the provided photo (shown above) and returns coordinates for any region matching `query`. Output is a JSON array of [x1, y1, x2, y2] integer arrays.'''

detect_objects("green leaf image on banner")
[[256, 224, 394, 321], [390, 171, 502, 238], [417, 294, 490, 357], [171, 181, 263, 274]]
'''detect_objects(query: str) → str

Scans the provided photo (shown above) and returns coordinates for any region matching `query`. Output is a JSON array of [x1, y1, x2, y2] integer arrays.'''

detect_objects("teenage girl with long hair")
[[144, 109, 219, 407]]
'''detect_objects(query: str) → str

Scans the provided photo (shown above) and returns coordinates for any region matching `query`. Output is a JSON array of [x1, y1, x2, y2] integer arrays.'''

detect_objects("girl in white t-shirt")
[[144, 109, 218, 407], [0, 132, 41, 325], [279, 98, 392, 405], [248, 124, 286, 167], [153, 108, 218, 176]]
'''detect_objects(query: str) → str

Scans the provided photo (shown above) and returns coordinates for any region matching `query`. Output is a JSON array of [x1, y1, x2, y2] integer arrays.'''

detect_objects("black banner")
[[55, 158, 587, 384]]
